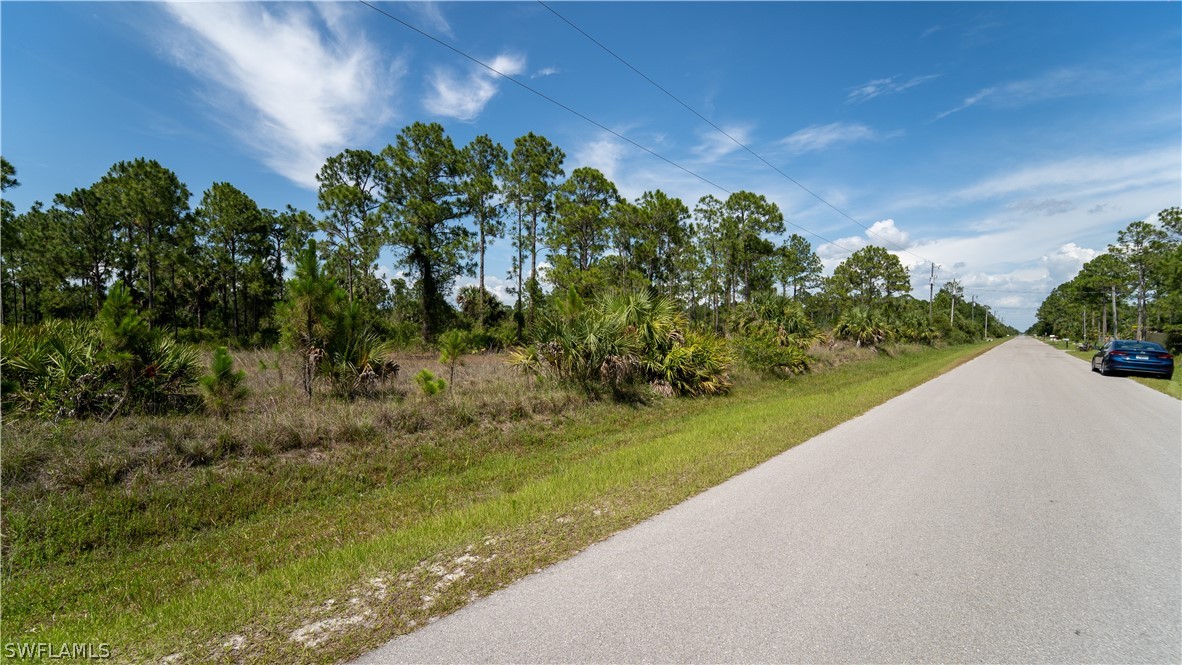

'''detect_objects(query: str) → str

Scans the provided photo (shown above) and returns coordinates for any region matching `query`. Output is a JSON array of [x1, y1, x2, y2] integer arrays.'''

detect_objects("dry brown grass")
[[3, 349, 582, 493]]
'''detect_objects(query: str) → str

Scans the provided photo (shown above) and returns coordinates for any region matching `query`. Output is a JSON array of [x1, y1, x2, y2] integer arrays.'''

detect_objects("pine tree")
[[199, 346, 248, 419]]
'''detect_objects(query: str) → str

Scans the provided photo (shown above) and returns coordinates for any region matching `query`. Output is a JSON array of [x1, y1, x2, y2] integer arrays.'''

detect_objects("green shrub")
[[647, 329, 733, 396], [728, 293, 825, 350], [727, 293, 820, 377], [512, 288, 731, 399], [732, 331, 811, 378], [893, 312, 941, 345], [834, 306, 893, 349]]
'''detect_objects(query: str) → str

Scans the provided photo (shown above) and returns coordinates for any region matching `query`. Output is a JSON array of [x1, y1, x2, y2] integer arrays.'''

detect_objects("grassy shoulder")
[[3, 341, 1001, 663]]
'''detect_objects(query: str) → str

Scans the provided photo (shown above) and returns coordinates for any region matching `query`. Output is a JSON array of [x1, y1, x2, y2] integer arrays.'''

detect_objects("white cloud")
[[531, 67, 561, 79], [163, 3, 399, 189], [815, 219, 916, 274], [816, 234, 865, 261], [1042, 242, 1099, 284], [866, 219, 910, 248], [779, 122, 882, 155], [847, 74, 939, 103], [424, 53, 526, 122], [453, 274, 514, 306], [573, 133, 626, 187]]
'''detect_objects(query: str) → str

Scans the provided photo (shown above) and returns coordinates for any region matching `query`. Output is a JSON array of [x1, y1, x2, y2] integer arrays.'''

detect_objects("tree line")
[[2, 121, 1018, 352], [1030, 208, 1182, 347]]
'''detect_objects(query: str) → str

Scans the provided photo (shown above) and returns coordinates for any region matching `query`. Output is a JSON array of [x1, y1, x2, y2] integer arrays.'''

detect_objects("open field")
[[3, 341, 1000, 663]]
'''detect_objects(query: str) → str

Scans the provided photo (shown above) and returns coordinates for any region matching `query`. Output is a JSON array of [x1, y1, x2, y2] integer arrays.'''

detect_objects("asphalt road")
[[355, 337, 1181, 663]]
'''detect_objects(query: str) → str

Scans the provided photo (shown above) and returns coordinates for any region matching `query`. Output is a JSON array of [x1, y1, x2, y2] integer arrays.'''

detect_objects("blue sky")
[[3, 2, 1179, 330]]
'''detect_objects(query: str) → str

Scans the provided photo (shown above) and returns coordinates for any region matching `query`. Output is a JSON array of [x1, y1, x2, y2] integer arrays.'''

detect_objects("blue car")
[[1091, 340, 1174, 380]]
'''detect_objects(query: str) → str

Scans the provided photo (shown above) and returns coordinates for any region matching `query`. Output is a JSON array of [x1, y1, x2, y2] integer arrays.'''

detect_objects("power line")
[[358, 1, 728, 195], [537, 0, 935, 268], [356, 0, 865, 258]]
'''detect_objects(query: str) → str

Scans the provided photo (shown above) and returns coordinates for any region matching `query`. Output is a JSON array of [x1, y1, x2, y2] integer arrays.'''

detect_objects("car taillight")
[[1159, 353, 1173, 360], [1110, 351, 1128, 356]]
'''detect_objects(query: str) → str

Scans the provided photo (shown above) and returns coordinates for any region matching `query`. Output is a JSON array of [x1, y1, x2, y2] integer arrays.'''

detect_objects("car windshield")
[[1112, 341, 1165, 352]]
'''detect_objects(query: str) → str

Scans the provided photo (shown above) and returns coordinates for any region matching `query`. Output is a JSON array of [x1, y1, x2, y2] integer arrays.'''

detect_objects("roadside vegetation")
[[1029, 206, 1182, 352], [2, 340, 1000, 663], [1, 133, 1019, 662], [1029, 208, 1181, 400]]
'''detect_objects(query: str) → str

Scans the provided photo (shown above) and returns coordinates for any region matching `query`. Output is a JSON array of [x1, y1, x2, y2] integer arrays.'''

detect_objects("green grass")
[[3, 342, 1000, 664]]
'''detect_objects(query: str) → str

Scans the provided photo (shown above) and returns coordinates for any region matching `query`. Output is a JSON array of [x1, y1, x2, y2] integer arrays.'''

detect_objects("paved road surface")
[[356, 337, 1181, 663]]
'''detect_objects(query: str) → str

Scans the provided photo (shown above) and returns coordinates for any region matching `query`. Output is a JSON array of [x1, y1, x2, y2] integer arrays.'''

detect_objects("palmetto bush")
[[894, 313, 941, 345], [728, 293, 821, 377], [1, 284, 201, 420], [317, 302, 399, 399], [730, 333, 811, 378], [510, 288, 730, 399], [728, 293, 826, 350], [834, 306, 893, 348], [646, 328, 733, 397]]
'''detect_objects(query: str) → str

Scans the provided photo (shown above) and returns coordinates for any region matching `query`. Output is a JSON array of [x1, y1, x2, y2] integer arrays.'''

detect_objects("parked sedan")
[[1092, 340, 1174, 380]]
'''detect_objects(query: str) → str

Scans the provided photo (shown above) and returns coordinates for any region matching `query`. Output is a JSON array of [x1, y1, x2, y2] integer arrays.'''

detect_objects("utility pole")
[[928, 263, 935, 321], [1111, 285, 1118, 339]]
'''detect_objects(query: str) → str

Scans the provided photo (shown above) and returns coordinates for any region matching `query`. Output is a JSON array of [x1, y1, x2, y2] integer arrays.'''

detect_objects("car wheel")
[[1099, 361, 1110, 376]]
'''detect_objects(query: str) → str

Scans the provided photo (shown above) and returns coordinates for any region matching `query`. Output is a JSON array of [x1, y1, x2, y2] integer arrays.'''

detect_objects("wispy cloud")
[[890, 147, 1180, 218], [951, 148, 1179, 204], [847, 74, 939, 103], [692, 125, 751, 162], [404, 2, 453, 39], [531, 67, 560, 79], [424, 53, 526, 122], [936, 68, 1103, 119], [935, 87, 996, 119], [1008, 198, 1076, 217], [162, 3, 399, 189], [779, 122, 886, 155]]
